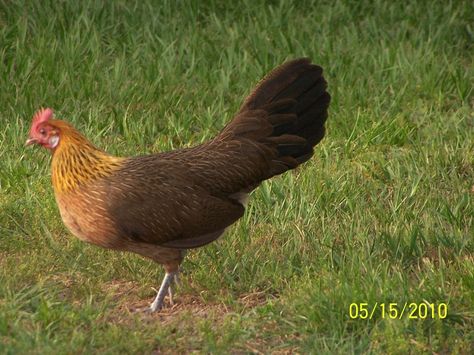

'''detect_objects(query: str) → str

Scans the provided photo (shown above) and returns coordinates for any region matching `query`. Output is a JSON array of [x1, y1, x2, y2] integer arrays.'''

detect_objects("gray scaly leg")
[[150, 271, 179, 312], [167, 272, 181, 306]]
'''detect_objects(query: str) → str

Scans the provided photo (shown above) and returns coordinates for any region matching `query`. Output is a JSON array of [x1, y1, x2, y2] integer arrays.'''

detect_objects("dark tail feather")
[[220, 58, 330, 183], [242, 58, 330, 176], [239, 58, 317, 111]]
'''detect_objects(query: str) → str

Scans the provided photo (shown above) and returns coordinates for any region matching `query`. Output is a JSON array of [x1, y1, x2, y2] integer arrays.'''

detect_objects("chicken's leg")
[[150, 271, 179, 312], [167, 272, 181, 306]]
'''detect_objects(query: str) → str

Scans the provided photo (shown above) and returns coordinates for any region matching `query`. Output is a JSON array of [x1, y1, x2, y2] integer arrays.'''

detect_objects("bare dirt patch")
[[99, 279, 277, 326]]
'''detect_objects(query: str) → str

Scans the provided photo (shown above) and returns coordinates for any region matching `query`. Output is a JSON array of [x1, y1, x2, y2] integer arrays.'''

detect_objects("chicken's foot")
[[150, 271, 179, 312]]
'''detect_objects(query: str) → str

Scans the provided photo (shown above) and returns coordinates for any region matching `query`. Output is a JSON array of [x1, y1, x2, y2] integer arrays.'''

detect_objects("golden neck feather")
[[50, 120, 124, 194]]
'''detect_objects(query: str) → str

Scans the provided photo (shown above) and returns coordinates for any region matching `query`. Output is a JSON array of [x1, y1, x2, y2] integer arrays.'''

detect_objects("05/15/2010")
[[349, 302, 448, 320]]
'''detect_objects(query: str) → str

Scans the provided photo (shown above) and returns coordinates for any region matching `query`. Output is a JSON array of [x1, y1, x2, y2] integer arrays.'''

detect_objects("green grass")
[[1, 0, 473, 353]]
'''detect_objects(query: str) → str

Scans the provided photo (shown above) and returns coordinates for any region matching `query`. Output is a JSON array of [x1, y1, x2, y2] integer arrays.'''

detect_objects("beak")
[[25, 137, 37, 146]]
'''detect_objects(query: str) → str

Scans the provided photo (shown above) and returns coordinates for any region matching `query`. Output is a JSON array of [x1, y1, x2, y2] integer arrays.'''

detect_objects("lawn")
[[0, 0, 473, 353]]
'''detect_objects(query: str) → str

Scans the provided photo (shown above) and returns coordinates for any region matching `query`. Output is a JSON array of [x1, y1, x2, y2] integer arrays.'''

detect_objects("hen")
[[27, 58, 330, 311]]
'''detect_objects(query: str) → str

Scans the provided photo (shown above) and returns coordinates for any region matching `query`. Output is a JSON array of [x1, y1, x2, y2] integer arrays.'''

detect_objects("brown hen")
[[26, 58, 330, 311]]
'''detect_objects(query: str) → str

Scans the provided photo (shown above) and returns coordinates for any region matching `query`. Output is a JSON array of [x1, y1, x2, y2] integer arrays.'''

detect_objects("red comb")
[[31, 108, 53, 132]]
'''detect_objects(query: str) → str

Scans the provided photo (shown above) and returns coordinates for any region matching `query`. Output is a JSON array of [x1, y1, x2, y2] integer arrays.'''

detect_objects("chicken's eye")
[[39, 128, 46, 135]]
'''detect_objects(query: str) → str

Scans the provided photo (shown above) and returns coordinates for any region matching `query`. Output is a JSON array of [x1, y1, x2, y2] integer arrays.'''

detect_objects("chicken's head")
[[26, 108, 60, 150]]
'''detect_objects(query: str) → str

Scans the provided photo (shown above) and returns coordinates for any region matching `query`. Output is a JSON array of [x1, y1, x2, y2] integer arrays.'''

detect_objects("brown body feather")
[[50, 58, 330, 272]]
